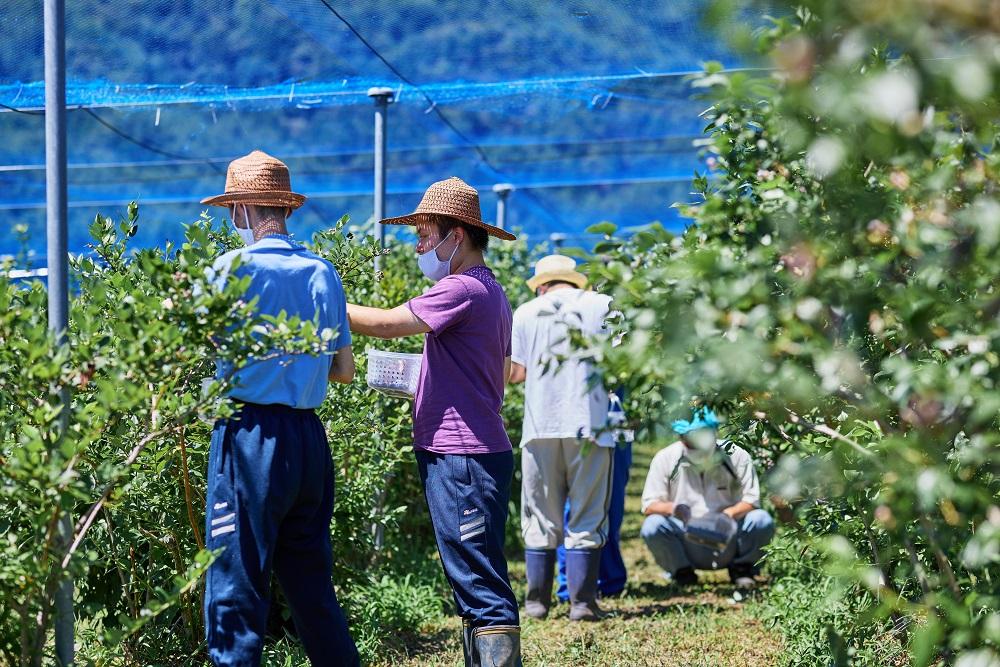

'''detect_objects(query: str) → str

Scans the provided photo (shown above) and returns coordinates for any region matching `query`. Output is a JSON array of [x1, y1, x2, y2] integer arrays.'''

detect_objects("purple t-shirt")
[[406, 265, 513, 455]]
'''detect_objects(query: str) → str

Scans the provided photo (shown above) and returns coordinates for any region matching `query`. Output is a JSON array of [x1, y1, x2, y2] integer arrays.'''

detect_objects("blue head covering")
[[671, 407, 721, 435]]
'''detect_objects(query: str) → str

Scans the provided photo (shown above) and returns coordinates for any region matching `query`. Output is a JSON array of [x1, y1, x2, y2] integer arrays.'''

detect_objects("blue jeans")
[[557, 442, 631, 600], [416, 450, 519, 628], [640, 509, 775, 574], [204, 403, 358, 667]]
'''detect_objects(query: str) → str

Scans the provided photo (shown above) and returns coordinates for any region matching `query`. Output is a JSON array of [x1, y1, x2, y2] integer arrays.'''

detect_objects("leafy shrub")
[[0, 206, 535, 665], [583, 3, 1000, 664]]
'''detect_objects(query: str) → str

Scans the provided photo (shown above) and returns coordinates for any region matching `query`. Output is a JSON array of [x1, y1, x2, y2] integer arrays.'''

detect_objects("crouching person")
[[200, 151, 359, 666], [346, 178, 521, 667], [639, 408, 774, 589]]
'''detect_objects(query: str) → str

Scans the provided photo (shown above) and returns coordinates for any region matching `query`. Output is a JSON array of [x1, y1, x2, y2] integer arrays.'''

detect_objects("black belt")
[[233, 401, 316, 416]]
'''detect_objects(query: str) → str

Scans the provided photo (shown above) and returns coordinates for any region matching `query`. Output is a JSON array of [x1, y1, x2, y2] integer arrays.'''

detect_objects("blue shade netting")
[[0, 0, 748, 262]]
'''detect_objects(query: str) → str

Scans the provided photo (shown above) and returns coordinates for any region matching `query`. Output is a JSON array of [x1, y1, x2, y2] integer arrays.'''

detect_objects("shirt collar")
[[255, 233, 303, 248]]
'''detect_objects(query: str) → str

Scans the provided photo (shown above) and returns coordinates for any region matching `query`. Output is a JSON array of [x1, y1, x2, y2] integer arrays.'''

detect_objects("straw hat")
[[526, 254, 588, 291], [381, 177, 516, 241], [201, 150, 306, 210]]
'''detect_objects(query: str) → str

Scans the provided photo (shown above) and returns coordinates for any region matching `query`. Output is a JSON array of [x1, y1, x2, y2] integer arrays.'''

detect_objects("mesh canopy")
[[0, 0, 745, 261]]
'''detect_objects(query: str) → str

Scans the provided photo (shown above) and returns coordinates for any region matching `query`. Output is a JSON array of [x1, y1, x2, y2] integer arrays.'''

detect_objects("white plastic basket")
[[366, 348, 422, 399]]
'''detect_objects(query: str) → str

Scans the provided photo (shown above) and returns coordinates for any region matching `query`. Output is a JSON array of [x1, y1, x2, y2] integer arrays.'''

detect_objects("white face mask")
[[684, 429, 718, 464], [417, 230, 459, 282], [234, 204, 255, 246]]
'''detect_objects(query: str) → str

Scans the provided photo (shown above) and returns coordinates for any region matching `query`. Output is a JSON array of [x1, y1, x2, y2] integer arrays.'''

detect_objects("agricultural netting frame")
[[1, 0, 748, 264]]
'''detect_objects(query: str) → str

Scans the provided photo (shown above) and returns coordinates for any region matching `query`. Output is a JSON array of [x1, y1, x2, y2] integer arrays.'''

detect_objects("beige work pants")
[[520, 438, 613, 550]]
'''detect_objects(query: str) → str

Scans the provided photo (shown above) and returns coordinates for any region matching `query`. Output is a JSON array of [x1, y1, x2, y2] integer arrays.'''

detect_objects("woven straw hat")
[[381, 177, 516, 241], [201, 150, 306, 210], [526, 254, 588, 291]]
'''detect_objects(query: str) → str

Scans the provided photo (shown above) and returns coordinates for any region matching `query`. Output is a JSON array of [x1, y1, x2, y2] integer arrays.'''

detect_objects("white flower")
[[795, 298, 823, 321], [806, 137, 845, 178], [865, 71, 919, 124]]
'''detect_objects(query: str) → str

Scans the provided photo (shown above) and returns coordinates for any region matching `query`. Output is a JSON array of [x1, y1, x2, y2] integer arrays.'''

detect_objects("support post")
[[368, 87, 394, 274], [45, 0, 74, 663], [492, 183, 513, 231], [367, 87, 394, 552]]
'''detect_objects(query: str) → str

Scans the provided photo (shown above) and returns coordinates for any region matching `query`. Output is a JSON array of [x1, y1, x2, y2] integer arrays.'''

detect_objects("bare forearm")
[[347, 303, 429, 339], [723, 502, 755, 520], [644, 501, 674, 517], [347, 304, 391, 337], [328, 346, 355, 384]]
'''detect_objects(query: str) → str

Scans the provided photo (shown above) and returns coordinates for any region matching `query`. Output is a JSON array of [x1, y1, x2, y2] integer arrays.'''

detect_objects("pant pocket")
[[456, 456, 487, 544], [206, 422, 237, 542]]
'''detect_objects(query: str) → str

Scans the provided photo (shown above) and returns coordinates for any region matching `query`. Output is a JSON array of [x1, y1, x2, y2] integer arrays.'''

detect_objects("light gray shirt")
[[640, 441, 761, 517], [511, 288, 614, 447]]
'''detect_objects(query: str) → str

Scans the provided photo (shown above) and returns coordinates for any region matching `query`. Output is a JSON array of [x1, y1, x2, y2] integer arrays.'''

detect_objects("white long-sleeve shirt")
[[640, 441, 761, 517]]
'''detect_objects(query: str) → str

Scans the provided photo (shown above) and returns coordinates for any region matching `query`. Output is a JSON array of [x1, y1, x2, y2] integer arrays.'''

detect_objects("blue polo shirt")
[[212, 235, 351, 409]]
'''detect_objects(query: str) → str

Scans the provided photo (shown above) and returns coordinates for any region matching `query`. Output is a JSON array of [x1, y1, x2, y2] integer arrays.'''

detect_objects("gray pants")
[[640, 509, 775, 573], [521, 438, 613, 550]]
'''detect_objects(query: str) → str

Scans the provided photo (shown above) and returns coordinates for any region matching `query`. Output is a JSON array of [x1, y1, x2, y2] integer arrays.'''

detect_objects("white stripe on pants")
[[520, 438, 613, 550]]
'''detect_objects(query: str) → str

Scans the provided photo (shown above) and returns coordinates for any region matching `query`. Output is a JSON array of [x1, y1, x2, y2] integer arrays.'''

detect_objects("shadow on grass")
[[612, 600, 733, 620], [379, 626, 457, 662], [607, 580, 770, 618]]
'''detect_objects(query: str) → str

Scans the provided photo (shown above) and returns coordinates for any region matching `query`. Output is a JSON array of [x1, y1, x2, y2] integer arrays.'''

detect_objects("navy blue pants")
[[416, 450, 519, 628], [204, 403, 359, 667], [557, 442, 632, 600]]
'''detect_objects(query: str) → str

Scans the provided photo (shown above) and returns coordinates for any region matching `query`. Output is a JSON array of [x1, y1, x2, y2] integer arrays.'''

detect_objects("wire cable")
[[0, 102, 45, 116], [1, 101, 223, 174], [316, 0, 502, 173], [82, 109, 223, 174], [315, 1, 568, 224]]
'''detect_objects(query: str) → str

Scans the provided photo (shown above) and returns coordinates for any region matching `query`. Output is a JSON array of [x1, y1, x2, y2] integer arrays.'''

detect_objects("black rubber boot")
[[463, 619, 476, 667], [523, 549, 556, 619], [472, 625, 522, 667], [728, 563, 756, 589], [673, 566, 699, 587], [566, 548, 606, 622]]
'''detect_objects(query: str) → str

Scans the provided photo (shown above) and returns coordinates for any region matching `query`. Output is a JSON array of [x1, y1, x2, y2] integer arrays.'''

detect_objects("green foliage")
[[753, 534, 910, 667], [345, 572, 446, 661], [586, 3, 1000, 665], [0, 207, 534, 665]]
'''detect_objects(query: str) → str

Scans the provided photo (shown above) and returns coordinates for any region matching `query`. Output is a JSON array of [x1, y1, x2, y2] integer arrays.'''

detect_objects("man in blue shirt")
[[200, 151, 357, 666]]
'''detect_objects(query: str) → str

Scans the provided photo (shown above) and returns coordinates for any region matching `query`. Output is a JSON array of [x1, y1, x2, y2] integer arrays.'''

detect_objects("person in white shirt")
[[640, 408, 774, 588], [509, 254, 614, 622]]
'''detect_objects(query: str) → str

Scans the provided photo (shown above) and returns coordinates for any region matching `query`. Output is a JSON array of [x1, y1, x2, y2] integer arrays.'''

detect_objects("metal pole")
[[492, 183, 513, 231], [367, 87, 394, 552], [368, 87, 394, 274], [45, 0, 74, 663]]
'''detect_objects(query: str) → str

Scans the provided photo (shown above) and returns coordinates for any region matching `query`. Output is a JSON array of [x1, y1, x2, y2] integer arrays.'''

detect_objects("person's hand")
[[672, 503, 692, 524]]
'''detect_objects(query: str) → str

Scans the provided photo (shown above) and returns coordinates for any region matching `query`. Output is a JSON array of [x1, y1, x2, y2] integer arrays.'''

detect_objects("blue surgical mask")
[[417, 231, 458, 282]]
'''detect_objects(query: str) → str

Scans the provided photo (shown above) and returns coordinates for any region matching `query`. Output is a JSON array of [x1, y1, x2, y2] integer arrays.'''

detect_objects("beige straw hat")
[[381, 177, 517, 241], [526, 254, 588, 291], [201, 150, 306, 210]]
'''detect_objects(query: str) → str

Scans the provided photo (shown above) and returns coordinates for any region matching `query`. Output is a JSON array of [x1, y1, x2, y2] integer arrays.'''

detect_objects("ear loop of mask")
[[231, 204, 252, 225], [233, 204, 256, 246]]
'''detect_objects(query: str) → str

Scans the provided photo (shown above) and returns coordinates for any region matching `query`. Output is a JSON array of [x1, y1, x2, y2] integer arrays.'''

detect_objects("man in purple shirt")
[[346, 177, 521, 667]]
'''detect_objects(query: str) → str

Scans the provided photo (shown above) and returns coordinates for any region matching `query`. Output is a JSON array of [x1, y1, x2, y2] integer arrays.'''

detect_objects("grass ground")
[[369, 442, 785, 667]]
